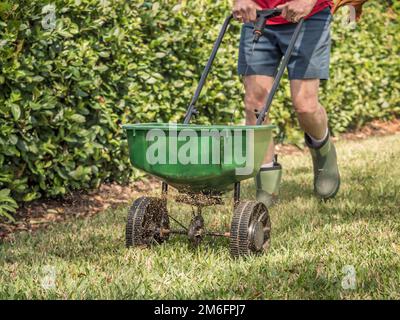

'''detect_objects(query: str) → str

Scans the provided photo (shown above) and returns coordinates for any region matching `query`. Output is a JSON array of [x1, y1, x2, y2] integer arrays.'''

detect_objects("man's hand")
[[233, 0, 262, 23], [277, 0, 318, 23]]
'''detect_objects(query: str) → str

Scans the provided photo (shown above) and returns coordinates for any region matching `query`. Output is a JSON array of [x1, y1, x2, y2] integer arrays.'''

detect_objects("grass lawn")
[[1, 134, 399, 299]]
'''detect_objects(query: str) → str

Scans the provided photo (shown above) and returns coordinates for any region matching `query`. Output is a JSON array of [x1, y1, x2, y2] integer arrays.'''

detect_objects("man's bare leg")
[[290, 79, 328, 139], [290, 79, 340, 199], [244, 75, 275, 164], [244, 75, 282, 207]]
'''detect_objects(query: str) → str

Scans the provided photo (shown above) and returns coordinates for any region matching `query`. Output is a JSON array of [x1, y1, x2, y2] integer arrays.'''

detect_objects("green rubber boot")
[[254, 159, 282, 208], [305, 133, 340, 200]]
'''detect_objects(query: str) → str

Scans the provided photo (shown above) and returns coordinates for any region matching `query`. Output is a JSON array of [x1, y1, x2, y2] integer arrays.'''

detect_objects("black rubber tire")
[[229, 201, 271, 258], [126, 196, 170, 247]]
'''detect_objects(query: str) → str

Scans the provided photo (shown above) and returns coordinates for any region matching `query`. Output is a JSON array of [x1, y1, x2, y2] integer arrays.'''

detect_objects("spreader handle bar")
[[256, 18, 305, 125], [183, 14, 233, 124]]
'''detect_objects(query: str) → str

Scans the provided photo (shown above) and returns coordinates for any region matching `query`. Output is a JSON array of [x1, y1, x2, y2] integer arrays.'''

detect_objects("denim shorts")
[[238, 7, 332, 80]]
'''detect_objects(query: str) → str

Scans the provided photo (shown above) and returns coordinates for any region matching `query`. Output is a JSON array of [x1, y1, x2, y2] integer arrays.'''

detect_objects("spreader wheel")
[[126, 197, 170, 247], [230, 201, 271, 258]]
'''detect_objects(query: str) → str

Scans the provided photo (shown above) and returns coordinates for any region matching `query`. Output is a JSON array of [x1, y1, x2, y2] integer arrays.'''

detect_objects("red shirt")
[[254, 0, 333, 25]]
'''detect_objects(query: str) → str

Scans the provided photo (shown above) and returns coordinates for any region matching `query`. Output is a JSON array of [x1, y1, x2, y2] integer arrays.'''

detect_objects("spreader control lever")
[[253, 8, 282, 43]]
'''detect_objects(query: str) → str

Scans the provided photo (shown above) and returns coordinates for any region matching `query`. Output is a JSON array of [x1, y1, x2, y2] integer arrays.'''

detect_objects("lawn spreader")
[[123, 10, 305, 257]]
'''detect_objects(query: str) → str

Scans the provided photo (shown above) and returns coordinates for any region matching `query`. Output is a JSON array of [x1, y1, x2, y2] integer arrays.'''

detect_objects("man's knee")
[[244, 76, 272, 108], [244, 87, 270, 124], [244, 87, 269, 108], [290, 79, 321, 115], [292, 94, 320, 115]]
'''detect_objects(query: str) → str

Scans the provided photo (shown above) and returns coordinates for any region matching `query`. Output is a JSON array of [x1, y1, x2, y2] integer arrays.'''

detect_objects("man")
[[233, 0, 340, 207]]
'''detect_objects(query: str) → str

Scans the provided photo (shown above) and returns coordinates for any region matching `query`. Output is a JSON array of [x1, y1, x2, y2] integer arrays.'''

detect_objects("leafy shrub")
[[0, 189, 17, 221], [0, 0, 399, 217]]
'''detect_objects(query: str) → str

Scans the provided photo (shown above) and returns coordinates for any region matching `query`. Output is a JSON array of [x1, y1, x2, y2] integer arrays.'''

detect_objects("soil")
[[1, 119, 399, 241]]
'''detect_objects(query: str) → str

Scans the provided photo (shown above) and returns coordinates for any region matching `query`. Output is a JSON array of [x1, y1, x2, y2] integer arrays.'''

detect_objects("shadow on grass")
[[280, 180, 315, 201]]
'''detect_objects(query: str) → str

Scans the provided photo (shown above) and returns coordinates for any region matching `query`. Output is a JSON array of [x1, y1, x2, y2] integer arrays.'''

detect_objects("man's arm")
[[232, 0, 262, 23], [277, 0, 318, 23]]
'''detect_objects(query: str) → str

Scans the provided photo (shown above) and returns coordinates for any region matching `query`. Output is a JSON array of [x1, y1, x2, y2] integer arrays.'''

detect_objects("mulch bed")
[[1, 119, 399, 241], [340, 119, 400, 140], [0, 179, 157, 241]]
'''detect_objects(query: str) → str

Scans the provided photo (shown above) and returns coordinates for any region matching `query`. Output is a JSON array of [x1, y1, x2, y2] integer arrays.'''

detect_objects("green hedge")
[[0, 0, 399, 218]]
